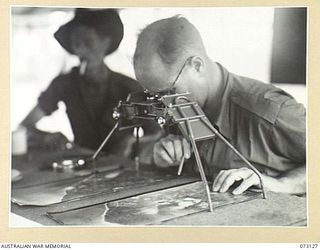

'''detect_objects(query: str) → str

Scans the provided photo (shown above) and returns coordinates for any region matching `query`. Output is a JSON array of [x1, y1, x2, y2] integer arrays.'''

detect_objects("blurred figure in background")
[[21, 8, 143, 156]]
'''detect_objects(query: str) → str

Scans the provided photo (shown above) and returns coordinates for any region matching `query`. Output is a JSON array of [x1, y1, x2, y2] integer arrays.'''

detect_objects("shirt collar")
[[204, 63, 233, 140]]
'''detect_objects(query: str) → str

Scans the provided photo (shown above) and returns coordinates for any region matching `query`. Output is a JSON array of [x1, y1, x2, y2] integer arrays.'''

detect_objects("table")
[[11, 147, 307, 226]]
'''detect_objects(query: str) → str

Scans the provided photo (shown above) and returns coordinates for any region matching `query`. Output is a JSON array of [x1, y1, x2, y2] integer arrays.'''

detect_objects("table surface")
[[11, 147, 307, 227]]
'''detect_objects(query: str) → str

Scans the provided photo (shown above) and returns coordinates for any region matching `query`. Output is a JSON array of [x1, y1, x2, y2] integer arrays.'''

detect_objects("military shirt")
[[199, 63, 306, 178]]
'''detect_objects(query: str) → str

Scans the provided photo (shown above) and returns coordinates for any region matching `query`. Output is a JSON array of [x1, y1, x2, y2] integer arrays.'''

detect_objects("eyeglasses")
[[168, 56, 194, 91], [145, 56, 194, 94]]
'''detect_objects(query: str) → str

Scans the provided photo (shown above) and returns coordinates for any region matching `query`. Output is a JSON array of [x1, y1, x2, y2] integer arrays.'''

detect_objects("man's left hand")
[[212, 167, 260, 195]]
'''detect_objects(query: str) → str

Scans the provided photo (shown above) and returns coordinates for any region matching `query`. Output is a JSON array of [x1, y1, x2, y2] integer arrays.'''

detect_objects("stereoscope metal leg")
[[92, 121, 120, 160], [185, 120, 213, 212]]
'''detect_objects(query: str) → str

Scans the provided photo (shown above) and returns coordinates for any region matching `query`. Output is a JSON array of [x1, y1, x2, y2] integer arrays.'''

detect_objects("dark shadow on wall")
[[271, 7, 307, 84]]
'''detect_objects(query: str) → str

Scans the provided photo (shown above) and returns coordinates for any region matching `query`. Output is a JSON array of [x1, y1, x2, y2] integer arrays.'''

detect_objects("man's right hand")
[[153, 134, 192, 167], [43, 132, 71, 150], [27, 128, 72, 151]]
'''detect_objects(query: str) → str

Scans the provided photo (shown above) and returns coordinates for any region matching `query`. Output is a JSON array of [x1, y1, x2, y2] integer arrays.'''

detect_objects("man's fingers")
[[153, 142, 174, 167], [172, 137, 183, 162], [182, 138, 191, 159], [219, 172, 247, 192], [232, 173, 259, 195], [153, 146, 174, 167], [212, 170, 230, 192], [167, 135, 190, 161], [159, 139, 175, 161], [153, 135, 192, 168], [219, 168, 253, 192]]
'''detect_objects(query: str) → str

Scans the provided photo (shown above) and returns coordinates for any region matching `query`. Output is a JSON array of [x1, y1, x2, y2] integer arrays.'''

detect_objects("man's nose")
[[73, 43, 88, 56]]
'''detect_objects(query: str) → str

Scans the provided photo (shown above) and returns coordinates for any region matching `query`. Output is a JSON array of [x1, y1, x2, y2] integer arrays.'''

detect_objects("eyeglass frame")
[[144, 56, 195, 95]]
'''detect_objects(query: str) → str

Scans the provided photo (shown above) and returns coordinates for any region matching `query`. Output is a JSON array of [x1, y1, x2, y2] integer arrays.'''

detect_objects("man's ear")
[[190, 56, 204, 73]]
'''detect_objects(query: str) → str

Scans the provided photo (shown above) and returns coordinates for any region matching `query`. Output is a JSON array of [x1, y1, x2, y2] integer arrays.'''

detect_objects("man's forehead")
[[137, 61, 172, 91], [135, 49, 174, 92], [134, 21, 181, 91]]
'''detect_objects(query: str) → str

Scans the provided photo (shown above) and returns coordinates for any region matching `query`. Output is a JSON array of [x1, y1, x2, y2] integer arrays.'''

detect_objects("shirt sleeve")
[[270, 98, 306, 165], [38, 75, 65, 115]]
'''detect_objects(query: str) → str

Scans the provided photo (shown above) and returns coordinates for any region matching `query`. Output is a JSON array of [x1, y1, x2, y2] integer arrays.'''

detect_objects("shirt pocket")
[[231, 92, 280, 125]]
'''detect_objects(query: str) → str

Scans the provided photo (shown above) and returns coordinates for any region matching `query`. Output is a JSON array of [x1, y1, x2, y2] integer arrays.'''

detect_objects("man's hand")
[[153, 134, 192, 167], [43, 132, 71, 150], [27, 128, 72, 150], [212, 167, 260, 195]]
